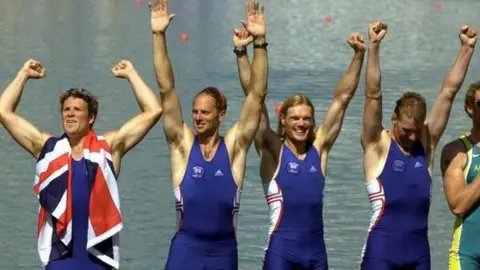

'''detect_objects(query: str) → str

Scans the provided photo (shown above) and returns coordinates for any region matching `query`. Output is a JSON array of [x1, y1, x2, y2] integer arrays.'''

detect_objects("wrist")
[[460, 43, 475, 50], [253, 37, 266, 45], [17, 69, 29, 81], [368, 42, 380, 50], [126, 70, 139, 80], [233, 47, 247, 56], [152, 31, 166, 36], [354, 49, 366, 55]]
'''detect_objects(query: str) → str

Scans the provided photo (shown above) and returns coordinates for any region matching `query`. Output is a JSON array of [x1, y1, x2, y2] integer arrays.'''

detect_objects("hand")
[[459, 25, 477, 47], [368, 21, 388, 44], [233, 28, 253, 48], [111, 60, 135, 79], [21, 59, 46, 79], [149, 0, 175, 33], [241, 0, 266, 38], [348, 32, 365, 53]]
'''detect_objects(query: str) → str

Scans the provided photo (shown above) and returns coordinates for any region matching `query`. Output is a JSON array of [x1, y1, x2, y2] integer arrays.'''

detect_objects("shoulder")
[[36, 134, 63, 161], [442, 138, 466, 159], [440, 137, 468, 171]]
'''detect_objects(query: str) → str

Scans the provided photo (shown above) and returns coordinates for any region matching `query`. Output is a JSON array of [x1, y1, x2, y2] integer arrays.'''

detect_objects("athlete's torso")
[[175, 137, 241, 243], [264, 143, 326, 260]]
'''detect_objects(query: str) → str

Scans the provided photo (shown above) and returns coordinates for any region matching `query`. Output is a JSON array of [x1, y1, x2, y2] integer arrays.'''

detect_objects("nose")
[[193, 112, 203, 121]]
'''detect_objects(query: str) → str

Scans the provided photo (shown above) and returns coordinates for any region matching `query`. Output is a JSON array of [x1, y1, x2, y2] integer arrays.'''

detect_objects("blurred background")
[[0, 0, 479, 269]]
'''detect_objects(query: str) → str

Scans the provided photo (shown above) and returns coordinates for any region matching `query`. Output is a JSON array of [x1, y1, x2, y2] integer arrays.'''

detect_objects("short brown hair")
[[464, 81, 480, 118], [277, 93, 316, 143], [393, 91, 426, 122], [193, 86, 227, 112], [59, 88, 99, 126]]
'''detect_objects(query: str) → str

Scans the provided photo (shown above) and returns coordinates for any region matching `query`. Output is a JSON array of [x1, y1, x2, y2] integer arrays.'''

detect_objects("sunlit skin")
[[61, 97, 94, 141], [392, 114, 423, 151], [281, 104, 314, 144], [192, 94, 225, 137]]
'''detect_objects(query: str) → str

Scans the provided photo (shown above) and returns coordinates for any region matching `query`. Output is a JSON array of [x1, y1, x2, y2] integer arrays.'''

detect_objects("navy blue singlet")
[[263, 144, 328, 270], [361, 139, 431, 270], [165, 137, 241, 270], [46, 158, 110, 270]]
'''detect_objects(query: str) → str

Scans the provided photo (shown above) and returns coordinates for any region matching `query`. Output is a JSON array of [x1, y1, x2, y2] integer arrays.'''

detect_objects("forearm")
[[236, 53, 251, 94], [0, 70, 29, 115], [153, 32, 175, 94], [249, 37, 268, 98], [365, 44, 381, 99], [451, 178, 480, 216], [127, 71, 161, 113], [334, 51, 365, 101], [441, 45, 475, 94]]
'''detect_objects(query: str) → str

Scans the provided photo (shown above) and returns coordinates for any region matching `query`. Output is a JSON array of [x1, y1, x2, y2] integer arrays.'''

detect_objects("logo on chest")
[[287, 162, 301, 174], [392, 160, 405, 172], [192, 166, 205, 179]]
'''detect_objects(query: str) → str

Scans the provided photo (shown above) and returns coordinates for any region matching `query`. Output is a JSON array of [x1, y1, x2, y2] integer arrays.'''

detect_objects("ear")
[[280, 114, 286, 126], [89, 114, 96, 126], [465, 104, 473, 118], [219, 110, 226, 122], [391, 112, 398, 125]]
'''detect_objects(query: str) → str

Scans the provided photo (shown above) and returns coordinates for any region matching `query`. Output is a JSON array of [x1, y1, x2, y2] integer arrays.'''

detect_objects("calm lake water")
[[0, 0, 479, 269]]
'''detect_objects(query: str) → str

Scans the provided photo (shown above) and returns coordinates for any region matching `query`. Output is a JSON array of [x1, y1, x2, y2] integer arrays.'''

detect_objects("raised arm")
[[361, 22, 388, 148], [315, 33, 365, 153], [231, 0, 269, 151], [233, 27, 277, 156], [0, 59, 50, 159], [426, 25, 477, 149], [106, 60, 163, 162], [151, 0, 187, 149], [441, 140, 480, 217]]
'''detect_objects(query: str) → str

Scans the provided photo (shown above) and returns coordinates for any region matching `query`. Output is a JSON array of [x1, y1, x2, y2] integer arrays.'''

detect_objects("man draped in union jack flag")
[[0, 59, 163, 269]]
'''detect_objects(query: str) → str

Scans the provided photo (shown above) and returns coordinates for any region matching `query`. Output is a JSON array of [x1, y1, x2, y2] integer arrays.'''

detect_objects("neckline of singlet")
[[389, 138, 423, 158], [283, 142, 314, 162], [195, 136, 224, 163], [463, 136, 480, 149]]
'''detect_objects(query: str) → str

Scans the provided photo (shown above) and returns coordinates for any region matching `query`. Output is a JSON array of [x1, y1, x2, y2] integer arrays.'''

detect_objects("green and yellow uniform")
[[449, 136, 480, 270]]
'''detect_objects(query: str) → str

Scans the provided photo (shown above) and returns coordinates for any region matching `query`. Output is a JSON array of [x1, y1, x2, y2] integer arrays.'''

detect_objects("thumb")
[[169, 14, 176, 20], [241, 20, 248, 29]]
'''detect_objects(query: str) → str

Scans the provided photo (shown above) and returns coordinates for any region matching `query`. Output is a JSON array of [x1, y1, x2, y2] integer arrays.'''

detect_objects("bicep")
[[109, 112, 162, 156], [236, 92, 265, 146], [426, 92, 455, 148], [161, 90, 185, 146], [362, 97, 383, 146], [1, 113, 49, 158], [315, 99, 346, 151], [441, 146, 466, 206]]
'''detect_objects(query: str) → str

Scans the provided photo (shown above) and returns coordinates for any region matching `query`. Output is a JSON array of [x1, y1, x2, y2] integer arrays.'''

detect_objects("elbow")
[[336, 92, 355, 104], [451, 205, 467, 218], [147, 106, 163, 121], [152, 106, 163, 120], [440, 86, 458, 101], [0, 109, 7, 123], [250, 86, 267, 101]]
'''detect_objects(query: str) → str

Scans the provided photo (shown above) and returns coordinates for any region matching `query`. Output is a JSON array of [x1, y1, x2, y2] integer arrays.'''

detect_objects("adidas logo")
[[414, 161, 423, 168], [309, 166, 317, 172], [215, 170, 224, 176]]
